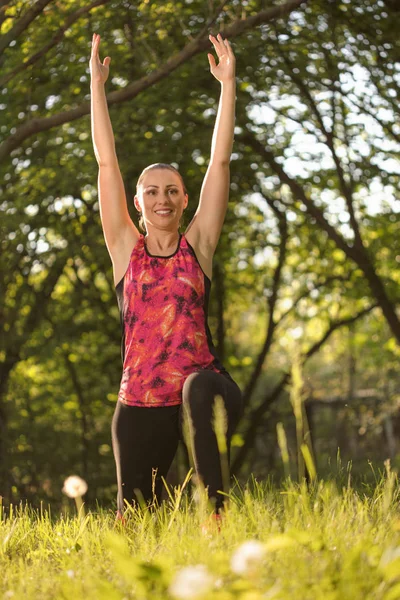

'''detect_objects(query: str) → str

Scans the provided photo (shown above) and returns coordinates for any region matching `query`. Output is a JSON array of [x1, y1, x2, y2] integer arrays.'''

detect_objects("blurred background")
[[0, 0, 399, 512]]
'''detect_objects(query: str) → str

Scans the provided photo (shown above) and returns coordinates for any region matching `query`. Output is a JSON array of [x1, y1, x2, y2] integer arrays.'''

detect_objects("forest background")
[[0, 0, 399, 512]]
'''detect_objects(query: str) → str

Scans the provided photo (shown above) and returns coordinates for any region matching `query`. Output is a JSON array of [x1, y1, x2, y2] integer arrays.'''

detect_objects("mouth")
[[155, 209, 173, 216]]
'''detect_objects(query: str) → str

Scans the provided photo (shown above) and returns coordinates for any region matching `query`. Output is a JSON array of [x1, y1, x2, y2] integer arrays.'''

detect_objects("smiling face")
[[134, 168, 188, 233]]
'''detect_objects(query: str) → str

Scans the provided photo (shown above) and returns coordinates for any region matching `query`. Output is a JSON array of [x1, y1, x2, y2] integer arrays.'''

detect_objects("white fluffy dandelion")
[[169, 564, 214, 599], [230, 540, 266, 577], [62, 475, 88, 498], [62, 475, 87, 519]]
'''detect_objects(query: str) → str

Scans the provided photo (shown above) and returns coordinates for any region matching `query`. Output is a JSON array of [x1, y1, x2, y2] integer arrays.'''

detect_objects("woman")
[[90, 31, 243, 525]]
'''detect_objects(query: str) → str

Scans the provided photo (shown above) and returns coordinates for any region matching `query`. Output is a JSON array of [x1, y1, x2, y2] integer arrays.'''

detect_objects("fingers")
[[209, 33, 234, 59], [91, 33, 111, 73], [209, 33, 224, 58], [224, 38, 234, 59], [91, 32, 99, 58], [207, 53, 216, 70], [91, 33, 102, 60]]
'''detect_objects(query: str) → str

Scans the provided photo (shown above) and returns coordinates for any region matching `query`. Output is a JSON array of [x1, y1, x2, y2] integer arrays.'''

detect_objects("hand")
[[90, 33, 111, 85], [208, 33, 235, 83]]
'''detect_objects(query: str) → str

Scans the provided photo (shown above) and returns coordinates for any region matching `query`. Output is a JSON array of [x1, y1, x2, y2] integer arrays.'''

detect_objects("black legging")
[[111, 370, 243, 515]]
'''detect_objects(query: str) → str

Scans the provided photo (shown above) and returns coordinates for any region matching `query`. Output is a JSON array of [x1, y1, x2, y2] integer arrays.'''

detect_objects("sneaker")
[[200, 512, 222, 536], [114, 510, 127, 527]]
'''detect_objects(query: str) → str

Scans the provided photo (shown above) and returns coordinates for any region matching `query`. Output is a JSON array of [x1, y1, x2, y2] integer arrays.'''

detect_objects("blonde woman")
[[90, 31, 242, 526]]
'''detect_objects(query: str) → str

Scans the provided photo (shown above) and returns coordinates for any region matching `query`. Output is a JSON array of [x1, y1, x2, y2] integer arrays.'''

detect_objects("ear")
[[184, 193, 189, 209], [133, 195, 141, 212]]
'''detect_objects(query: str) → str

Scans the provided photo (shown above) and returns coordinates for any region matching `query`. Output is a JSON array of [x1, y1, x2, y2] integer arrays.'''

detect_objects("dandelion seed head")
[[169, 564, 214, 599], [230, 540, 266, 576], [62, 475, 88, 498]]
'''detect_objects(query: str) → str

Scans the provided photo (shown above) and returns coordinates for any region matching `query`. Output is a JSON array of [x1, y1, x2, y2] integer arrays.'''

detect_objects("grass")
[[1, 357, 397, 598], [1, 463, 400, 600]]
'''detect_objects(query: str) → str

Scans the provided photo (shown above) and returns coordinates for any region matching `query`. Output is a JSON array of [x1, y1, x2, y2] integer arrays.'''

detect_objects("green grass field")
[[1, 463, 400, 600]]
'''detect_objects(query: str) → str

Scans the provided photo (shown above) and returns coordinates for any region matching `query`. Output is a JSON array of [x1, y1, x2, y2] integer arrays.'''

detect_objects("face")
[[134, 169, 188, 230]]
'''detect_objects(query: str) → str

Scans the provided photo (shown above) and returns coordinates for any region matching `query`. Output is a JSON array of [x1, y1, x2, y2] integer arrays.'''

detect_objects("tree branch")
[[238, 128, 360, 261], [231, 302, 378, 475], [0, 0, 111, 87], [0, 0, 53, 56], [240, 125, 400, 341], [0, 0, 307, 162], [240, 192, 288, 411]]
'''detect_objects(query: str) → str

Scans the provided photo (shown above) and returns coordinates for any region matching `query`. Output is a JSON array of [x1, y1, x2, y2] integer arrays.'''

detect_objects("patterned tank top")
[[115, 232, 235, 407]]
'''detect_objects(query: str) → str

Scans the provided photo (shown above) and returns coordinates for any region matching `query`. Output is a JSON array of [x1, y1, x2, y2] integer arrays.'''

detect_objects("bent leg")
[[111, 402, 180, 515], [180, 370, 243, 513]]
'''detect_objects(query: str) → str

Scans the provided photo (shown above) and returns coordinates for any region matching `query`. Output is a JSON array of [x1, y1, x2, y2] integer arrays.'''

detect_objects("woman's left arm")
[[189, 34, 236, 254]]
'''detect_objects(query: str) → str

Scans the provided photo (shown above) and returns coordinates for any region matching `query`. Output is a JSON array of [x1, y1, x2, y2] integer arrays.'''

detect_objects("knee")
[[182, 370, 221, 409]]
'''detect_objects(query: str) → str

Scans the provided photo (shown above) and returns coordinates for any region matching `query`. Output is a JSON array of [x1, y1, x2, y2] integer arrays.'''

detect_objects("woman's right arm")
[[90, 33, 139, 258]]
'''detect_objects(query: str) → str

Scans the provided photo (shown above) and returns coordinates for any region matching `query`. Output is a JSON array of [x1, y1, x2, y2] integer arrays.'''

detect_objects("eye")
[[169, 189, 178, 194]]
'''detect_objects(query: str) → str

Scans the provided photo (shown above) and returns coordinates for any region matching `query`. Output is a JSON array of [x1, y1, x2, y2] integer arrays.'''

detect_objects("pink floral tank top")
[[115, 232, 234, 407]]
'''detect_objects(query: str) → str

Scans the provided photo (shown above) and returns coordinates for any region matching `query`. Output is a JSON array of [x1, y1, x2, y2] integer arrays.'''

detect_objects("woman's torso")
[[115, 231, 235, 407]]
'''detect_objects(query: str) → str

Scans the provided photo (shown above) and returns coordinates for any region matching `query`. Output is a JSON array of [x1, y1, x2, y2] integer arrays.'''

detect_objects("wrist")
[[220, 78, 236, 88], [90, 79, 105, 89]]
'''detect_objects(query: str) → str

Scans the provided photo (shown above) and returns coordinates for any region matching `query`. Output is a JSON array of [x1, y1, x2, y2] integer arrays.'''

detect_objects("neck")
[[144, 230, 180, 252]]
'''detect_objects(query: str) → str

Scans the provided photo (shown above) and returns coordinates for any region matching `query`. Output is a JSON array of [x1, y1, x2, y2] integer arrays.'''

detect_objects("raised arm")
[[90, 33, 139, 258], [187, 34, 236, 255]]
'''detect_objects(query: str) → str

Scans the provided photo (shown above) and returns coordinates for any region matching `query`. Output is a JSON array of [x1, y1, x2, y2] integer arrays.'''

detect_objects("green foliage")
[[0, 0, 399, 509]]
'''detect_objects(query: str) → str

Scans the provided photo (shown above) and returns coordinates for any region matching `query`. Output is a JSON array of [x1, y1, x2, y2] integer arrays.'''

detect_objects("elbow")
[[209, 159, 230, 169], [97, 156, 119, 169]]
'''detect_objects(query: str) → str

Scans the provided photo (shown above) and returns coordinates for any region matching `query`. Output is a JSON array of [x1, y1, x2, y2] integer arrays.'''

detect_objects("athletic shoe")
[[200, 512, 222, 536], [114, 509, 127, 527]]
